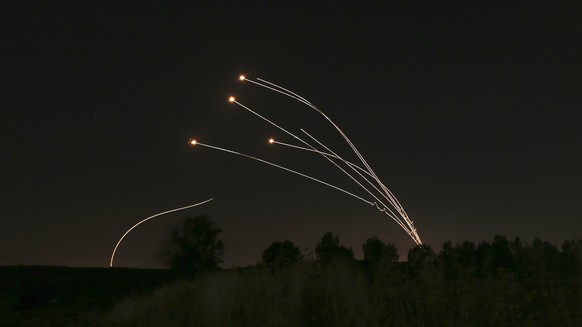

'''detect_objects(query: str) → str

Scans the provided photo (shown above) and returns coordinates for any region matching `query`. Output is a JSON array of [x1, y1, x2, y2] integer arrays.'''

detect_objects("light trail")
[[245, 77, 395, 207], [231, 99, 306, 146], [241, 77, 313, 107], [255, 77, 313, 106], [272, 137, 412, 235], [248, 77, 383, 192], [190, 140, 376, 206], [299, 129, 398, 208], [271, 137, 404, 227], [231, 98, 401, 228], [299, 128, 413, 237], [254, 77, 381, 187], [109, 198, 214, 268], [271, 139, 377, 180], [239, 75, 423, 245]]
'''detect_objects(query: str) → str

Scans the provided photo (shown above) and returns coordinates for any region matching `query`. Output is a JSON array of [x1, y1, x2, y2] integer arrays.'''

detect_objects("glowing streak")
[[256, 77, 313, 106], [232, 99, 398, 226], [109, 198, 214, 268], [232, 100, 307, 146], [254, 77, 421, 244], [233, 92, 409, 235], [250, 77, 381, 189], [243, 78, 312, 107], [298, 128, 411, 235], [192, 141, 375, 206], [246, 77, 396, 207], [300, 129, 395, 205], [241, 75, 422, 245], [272, 137, 411, 234], [255, 77, 379, 183], [271, 140, 371, 177]]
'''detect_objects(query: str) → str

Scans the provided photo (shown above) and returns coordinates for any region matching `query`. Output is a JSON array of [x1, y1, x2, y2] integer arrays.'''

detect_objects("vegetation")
[[3, 231, 581, 326], [158, 216, 224, 276], [102, 235, 582, 327], [315, 232, 355, 264], [362, 236, 399, 265], [261, 240, 303, 269], [0, 266, 174, 326]]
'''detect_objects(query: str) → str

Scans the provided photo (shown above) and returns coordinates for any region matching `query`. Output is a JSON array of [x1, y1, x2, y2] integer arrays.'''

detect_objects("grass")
[[102, 259, 582, 326], [3, 237, 581, 326], [0, 266, 173, 326]]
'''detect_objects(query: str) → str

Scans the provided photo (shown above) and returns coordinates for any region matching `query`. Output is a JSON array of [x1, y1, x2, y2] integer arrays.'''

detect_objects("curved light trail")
[[109, 198, 214, 268]]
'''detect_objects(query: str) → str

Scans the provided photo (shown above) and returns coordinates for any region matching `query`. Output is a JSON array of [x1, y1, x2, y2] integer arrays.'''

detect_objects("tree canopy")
[[315, 232, 354, 264], [262, 240, 302, 269], [159, 216, 224, 275], [362, 237, 399, 265]]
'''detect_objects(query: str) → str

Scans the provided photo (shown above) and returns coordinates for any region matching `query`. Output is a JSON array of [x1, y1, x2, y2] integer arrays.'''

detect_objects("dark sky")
[[2, 1, 581, 268]]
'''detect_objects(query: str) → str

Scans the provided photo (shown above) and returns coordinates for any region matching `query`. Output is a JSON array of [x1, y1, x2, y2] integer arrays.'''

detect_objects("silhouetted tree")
[[262, 240, 302, 269], [439, 241, 459, 280], [475, 241, 493, 276], [492, 235, 513, 268], [458, 241, 476, 267], [407, 244, 436, 264], [438, 241, 478, 279], [362, 237, 398, 265], [560, 240, 582, 278], [159, 216, 224, 276], [530, 237, 559, 276], [315, 232, 354, 264]]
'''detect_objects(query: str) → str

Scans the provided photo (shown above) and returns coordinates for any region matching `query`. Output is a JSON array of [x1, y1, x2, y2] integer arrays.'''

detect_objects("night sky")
[[2, 1, 581, 268]]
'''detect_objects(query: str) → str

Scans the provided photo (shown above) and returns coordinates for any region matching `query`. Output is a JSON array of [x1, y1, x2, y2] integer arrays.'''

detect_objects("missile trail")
[[269, 136, 412, 235], [299, 128, 411, 233], [242, 77, 313, 107], [233, 97, 381, 197], [254, 77, 381, 187], [245, 77, 401, 217], [299, 129, 399, 209], [191, 141, 376, 206], [239, 75, 423, 245], [248, 77, 383, 191], [231, 98, 401, 228], [271, 139, 378, 181], [109, 198, 214, 268]]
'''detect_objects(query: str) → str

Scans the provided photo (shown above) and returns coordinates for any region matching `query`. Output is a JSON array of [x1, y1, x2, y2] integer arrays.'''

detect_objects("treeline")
[[427, 236, 582, 280], [103, 230, 582, 327], [264, 233, 582, 280]]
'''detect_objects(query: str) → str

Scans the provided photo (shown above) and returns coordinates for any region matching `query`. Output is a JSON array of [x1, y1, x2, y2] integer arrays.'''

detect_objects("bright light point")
[[268, 138, 275, 144], [239, 75, 246, 81], [190, 139, 197, 146], [228, 96, 235, 103]]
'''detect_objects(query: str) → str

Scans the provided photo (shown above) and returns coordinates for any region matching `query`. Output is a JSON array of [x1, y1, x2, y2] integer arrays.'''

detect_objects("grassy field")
[[101, 261, 582, 327], [0, 266, 174, 326], [2, 238, 581, 326]]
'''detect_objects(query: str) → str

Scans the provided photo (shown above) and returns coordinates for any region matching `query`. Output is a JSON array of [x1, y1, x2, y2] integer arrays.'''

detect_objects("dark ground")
[[2, 237, 581, 326], [0, 266, 173, 326]]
